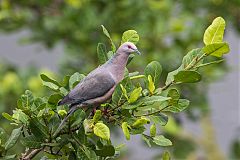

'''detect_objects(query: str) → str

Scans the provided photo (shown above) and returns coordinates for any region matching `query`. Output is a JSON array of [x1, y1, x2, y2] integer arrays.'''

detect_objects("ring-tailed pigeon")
[[54, 42, 140, 136]]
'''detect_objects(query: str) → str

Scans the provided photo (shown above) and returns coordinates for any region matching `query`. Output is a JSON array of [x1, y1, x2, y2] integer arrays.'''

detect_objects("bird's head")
[[118, 42, 141, 55]]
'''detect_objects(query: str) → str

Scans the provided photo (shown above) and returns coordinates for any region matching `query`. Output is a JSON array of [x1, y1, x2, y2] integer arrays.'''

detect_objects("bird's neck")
[[110, 52, 129, 67], [107, 51, 130, 82]]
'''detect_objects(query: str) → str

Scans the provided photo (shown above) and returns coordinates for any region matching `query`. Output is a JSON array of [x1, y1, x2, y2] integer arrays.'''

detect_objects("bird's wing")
[[59, 70, 116, 105]]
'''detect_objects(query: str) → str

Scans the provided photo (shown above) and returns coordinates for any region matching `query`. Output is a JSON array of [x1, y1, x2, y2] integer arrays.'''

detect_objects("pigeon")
[[54, 42, 140, 136]]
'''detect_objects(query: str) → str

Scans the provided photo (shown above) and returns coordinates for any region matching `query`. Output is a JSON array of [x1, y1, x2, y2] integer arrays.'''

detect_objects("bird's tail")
[[53, 105, 78, 138]]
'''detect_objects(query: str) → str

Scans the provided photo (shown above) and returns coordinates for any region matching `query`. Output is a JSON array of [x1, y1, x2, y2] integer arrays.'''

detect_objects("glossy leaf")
[[182, 48, 204, 69], [5, 127, 22, 150], [93, 122, 110, 140], [202, 42, 230, 57], [21, 90, 34, 109], [21, 135, 42, 148], [97, 43, 108, 64], [40, 74, 60, 90], [167, 88, 180, 106], [122, 122, 130, 140], [12, 109, 29, 125], [150, 114, 168, 126], [144, 61, 162, 86], [48, 93, 63, 105], [2, 112, 13, 121], [83, 119, 94, 135], [121, 30, 139, 44], [69, 72, 85, 89], [165, 65, 183, 85], [163, 99, 190, 113], [132, 117, 150, 127], [150, 123, 156, 137], [203, 17, 225, 45], [139, 96, 171, 105], [112, 77, 132, 105], [148, 75, 155, 95], [174, 71, 201, 83], [93, 110, 102, 123], [162, 151, 171, 160], [29, 118, 49, 140], [120, 84, 128, 100], [95, 145, 115, 157], [128, 87, 142, 104], [101, 25, 116, 52], [152, 135, 172, 146]]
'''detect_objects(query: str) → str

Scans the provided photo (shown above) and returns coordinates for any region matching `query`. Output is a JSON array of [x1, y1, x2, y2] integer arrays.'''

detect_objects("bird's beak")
[[134, 49, 141, 55]]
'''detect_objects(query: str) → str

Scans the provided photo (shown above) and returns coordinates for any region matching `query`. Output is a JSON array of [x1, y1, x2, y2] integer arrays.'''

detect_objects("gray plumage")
[[54, 42, 140, 137]]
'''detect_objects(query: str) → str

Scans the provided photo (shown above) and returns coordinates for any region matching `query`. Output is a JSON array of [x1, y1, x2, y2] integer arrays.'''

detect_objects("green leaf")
[[174, 71, 201, 83], [182, 48, 204, 69], [153, 135, 172, 146], [97, 43, 108, 64], [5, 127, 22, 150], [83, 119, 94, 135], [121, 30, 139, 44], [148, 75, 155, 95], [12, 109, 29, 125], [167, 88, 180, 106], [93, 110, 102, 123], [165, 65, 183, 85], [150, 123, 156, 137], [203, 17, 225, 45], [122, 122, 130, 140], [163, 99, 190, 113], [128, 87, 142, 104], [95, 145, 115, 157], [58, 110, 67, 117], [122, 101, 143, 110], [93, 122, 110, 140], [41, 81, 59, 91], [21, 90, 34, 109], [127, 54, 135, 65], [69, 72, 85, 89], [142, 134, 151, 147], [40, 74, 60, 90], [106, 51, 114, 59], [112, 77, 132, 105], [130, 126, 145, 135], [40, 74, 60, 86], [162, 151, 171, 160], [29, 118, 49, 140], [48, 93, 63, 105], [101, 25, 116, 52], [120, 84, 128, 100], [4, 154, 17, 159], [202, 42, 230, 57], [139, 96, 171, 105], [60, 75, 70, 87], [71, 109, 86, 127], [132, 117, 150, 127], [21, 135, 42, 148], [144, 61, 162, 86], [2, 112, 12, 121], [150, 114, 168, 126], [34, 97, 46, 110]]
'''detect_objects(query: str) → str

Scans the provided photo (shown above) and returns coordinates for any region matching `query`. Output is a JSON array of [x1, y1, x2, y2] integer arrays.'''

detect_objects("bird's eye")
[[127, 45, 131, 49]]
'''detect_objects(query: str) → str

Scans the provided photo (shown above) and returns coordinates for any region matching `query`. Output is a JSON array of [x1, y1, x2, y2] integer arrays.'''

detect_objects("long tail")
[[53, 105, 79, 138]]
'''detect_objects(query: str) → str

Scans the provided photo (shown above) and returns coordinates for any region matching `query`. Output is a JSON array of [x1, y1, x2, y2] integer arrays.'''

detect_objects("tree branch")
[[21, 148, 43, 160]]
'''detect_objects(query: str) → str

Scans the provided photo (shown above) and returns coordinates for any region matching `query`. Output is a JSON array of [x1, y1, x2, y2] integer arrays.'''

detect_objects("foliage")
[[0, 17, 230, 159]]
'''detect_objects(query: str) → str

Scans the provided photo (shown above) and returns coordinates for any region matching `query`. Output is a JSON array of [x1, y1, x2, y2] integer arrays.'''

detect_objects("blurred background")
[[0, 0, 239, 159]]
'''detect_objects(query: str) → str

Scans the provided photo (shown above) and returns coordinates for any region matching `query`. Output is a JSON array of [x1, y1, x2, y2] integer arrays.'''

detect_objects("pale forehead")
[[121, 42, 136, 47]]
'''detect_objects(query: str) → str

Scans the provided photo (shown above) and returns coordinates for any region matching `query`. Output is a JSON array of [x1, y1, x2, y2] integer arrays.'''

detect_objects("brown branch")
[[21, 148, 43, 160]]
